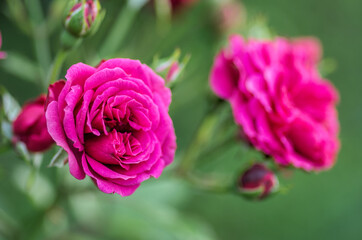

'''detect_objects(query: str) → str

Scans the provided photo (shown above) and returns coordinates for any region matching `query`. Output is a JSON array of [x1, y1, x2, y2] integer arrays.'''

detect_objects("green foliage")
[[48, 148, 68, 168]]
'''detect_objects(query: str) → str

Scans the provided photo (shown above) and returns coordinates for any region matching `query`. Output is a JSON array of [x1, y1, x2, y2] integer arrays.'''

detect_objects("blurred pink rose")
[[210, 35, 339, 171], [0, 32, 6, 59], [13, 95, 54, 152], [45, 59, 176, 196]]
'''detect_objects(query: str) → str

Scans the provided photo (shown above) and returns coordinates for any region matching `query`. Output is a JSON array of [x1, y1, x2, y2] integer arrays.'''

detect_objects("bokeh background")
[[0, 0, 361, 239]]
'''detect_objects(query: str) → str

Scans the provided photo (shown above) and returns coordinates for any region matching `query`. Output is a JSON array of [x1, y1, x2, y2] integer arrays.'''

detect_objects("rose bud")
[[156, 59, 181, 84], [153, 50, 190, 86], [13, 95, 54, 152], [238, 163, 279, 200], [0, 32, 6, 59], [45, 58, 176, 196], [64, 0, 102, 38], [166, 62, 180, 83]]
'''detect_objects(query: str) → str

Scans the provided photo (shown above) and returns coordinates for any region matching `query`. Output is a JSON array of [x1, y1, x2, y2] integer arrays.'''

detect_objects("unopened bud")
[[238, 163, 279, 200], [166, 62, 180, 82], [153, 49, 190, 87], [13, 95, 54, 152], [64, 0, 102, 38]]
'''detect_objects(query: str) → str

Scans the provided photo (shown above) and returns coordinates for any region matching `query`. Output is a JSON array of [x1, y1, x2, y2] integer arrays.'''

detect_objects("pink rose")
[[13, 95, 54, 152], [0, 32, 6, 59], [45, 59, 176, 196], [210, 35, 339, 171]]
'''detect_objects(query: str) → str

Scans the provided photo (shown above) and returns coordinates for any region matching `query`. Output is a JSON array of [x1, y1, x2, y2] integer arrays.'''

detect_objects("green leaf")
[[1, 120, 13, 141], [14, 142, 31, 164], [69, 187, 217, 240], [1, 90, 20, 121], [0, 52, 40, 84], [245, 16, 274, 39], [48, 148, 68, 168], [155, 0, 172, 31], [12, 164, 55, 208], [128, 0, 149, 10], [319, 58, 337, 77]]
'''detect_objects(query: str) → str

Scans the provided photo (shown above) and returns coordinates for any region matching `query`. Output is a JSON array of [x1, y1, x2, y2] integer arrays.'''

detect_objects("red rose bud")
[[13, 95, 54, 152], [238, 163, 279, 200], [64, 0, 102, 38]]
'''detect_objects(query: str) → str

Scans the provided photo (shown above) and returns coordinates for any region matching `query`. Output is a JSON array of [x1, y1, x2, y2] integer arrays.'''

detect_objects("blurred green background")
[[0, 0, 361, 239]]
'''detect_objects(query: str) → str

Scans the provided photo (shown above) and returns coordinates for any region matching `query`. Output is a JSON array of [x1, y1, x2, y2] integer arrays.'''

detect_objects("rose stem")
[[176, 98, 225, 175], [24, 0, 51, 91], [185, 172, 233, 194], [99, 0, 148, 58], [47, 49, 68, 85]]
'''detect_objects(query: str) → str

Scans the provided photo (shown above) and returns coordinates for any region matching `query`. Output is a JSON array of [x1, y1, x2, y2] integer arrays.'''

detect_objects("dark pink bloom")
[[238, 163, 278, 200], [45, 59, 176, 196], [210, 35, 339, 171], [0, 32, 6, 59], [13, 95, 54, 152]]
